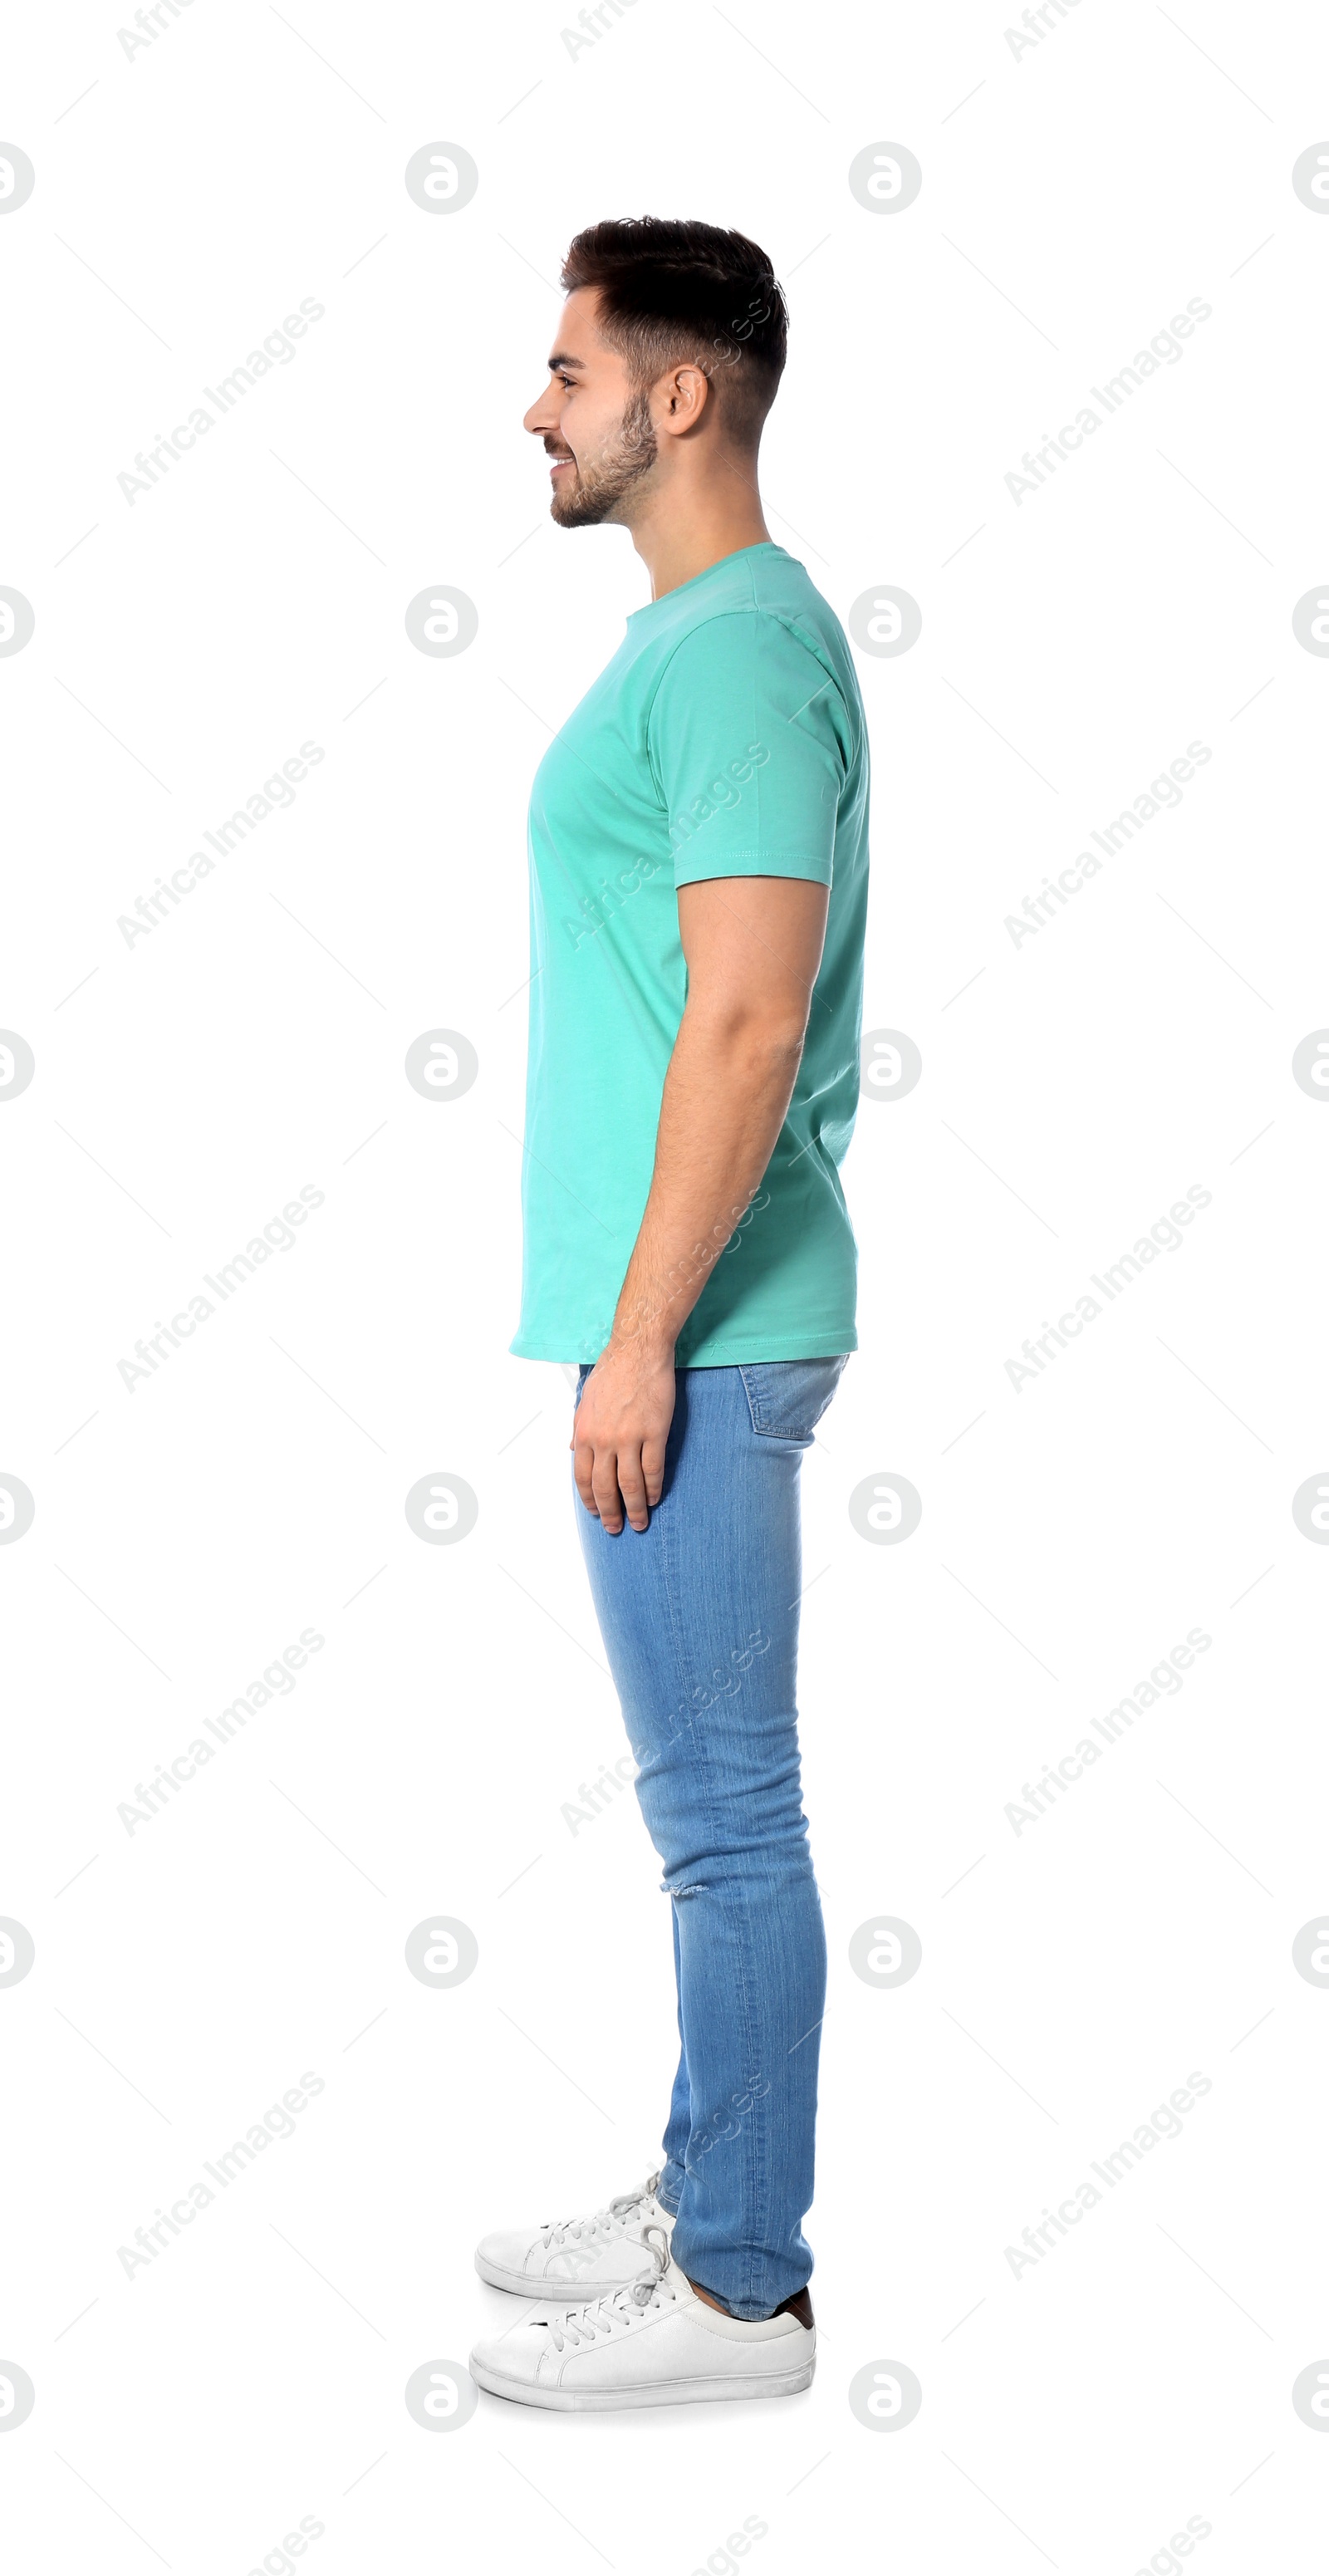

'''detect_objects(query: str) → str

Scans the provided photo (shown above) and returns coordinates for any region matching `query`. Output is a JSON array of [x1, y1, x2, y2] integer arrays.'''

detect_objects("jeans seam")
[[734, 1883, 771, 2314], [658, 1402, 767, 2306], [737, 1364, 765, 1435], [738, 1356, 848, 1442]]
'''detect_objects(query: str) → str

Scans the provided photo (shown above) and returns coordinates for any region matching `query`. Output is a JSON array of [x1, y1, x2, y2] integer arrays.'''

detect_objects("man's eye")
[[557, 373, 574, 390]]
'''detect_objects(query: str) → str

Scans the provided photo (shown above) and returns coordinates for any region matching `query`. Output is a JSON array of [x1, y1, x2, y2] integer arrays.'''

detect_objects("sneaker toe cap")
[[475, 2227, 542, 2279], [470, 2323, 555, 2387]]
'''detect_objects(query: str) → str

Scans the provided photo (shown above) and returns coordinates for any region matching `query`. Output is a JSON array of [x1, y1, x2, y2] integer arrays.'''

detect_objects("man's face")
[[523, 287, 659, 527]]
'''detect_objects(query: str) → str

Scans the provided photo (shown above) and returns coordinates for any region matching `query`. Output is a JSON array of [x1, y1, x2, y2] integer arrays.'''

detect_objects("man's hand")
[[571, 1337, 676, 1533]]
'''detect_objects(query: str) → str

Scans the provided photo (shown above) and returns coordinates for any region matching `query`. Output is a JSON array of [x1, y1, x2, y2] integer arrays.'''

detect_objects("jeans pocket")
[[738, 1354, 849, 1440]]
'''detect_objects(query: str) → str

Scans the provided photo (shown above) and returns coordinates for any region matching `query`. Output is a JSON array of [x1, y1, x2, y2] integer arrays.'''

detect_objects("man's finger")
[[640, 1435, 667, 1507], [616, 1445, 650, 1533], [573, 1439, 599, 1514], [591, 1449, 625, 1533]]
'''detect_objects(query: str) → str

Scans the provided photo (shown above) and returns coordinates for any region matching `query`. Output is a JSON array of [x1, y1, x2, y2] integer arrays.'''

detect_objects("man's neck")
[[628, 467, 772, 602]]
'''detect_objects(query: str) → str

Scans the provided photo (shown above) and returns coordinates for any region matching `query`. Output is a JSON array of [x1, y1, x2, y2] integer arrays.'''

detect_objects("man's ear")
[[661, 364, 713, 434]]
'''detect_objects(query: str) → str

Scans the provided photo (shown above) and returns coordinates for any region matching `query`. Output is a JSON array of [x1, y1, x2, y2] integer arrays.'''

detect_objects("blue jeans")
[[573, 1353, 848, 2319]]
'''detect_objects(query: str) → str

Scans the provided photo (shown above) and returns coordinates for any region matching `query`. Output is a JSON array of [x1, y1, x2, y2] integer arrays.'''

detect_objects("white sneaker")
[[469, 2225, 815, 2411], [474, 2170, 674, 2300]]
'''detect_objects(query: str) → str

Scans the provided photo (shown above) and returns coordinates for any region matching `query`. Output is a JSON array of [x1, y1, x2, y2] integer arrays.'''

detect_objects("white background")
[[2, 1, 1328, 2568]]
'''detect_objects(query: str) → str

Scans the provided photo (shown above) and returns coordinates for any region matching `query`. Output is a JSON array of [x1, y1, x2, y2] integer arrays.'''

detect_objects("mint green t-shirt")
[[511, 541, 870, 1367]]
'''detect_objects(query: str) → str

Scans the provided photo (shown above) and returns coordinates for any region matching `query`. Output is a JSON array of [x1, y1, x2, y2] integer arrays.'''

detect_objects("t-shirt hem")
[[679, 1328, 857, 1365], [510, 1328, 857, 1365], [672, 849, 834, 890]]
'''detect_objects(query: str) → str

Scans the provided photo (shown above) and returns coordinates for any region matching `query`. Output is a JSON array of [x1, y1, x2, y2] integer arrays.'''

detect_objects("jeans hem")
[[668, 2226, 808, 2321]]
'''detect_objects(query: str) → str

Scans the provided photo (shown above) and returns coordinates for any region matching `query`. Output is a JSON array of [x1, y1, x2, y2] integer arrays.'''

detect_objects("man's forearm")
[[606, 1003, 805, 1359]]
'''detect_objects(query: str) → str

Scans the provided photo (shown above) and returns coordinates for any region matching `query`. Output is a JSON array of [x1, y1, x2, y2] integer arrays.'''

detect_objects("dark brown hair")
[[560, 217, 787, 448]]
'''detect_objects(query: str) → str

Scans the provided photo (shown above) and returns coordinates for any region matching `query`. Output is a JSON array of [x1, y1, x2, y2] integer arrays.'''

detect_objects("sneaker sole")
[[468, 2355, 816, 2411], [473, 2251, 655, 2299]]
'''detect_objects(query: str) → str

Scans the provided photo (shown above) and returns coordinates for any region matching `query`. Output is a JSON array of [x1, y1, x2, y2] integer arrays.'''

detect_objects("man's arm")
[[571, 873, 830, 1534]]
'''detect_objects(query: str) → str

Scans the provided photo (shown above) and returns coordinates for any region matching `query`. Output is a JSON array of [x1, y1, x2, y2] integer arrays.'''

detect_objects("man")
[[469, 217, 870, 2411]]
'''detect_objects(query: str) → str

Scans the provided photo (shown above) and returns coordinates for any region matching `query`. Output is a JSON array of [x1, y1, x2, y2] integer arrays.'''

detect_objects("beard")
[[549, 387, 659, 527]]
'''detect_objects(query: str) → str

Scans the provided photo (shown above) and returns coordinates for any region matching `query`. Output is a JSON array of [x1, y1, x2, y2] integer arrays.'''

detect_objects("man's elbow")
[[688, 996, 808, 1070]]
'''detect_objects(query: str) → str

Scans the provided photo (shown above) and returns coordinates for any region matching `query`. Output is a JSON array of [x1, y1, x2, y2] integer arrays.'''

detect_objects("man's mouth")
[[549, 454, 574, 477]]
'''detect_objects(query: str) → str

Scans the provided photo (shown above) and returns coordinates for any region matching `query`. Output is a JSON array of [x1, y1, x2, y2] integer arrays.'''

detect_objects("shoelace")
[[547, 2225, 674, 2351], [537, 2171, 662, 2251]]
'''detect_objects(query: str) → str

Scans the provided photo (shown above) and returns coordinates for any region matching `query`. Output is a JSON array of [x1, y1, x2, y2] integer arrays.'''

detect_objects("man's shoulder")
[[648, 561, 861, 748], [673, 548, 842, 642], [655, 567, 851, 679]]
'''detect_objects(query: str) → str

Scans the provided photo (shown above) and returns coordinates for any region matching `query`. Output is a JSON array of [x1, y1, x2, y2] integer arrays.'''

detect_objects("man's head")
[[524, 216, 787, 528]]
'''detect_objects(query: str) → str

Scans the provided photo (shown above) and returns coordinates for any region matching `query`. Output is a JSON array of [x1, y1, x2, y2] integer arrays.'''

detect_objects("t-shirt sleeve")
[[646, 609, 851, 889]]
